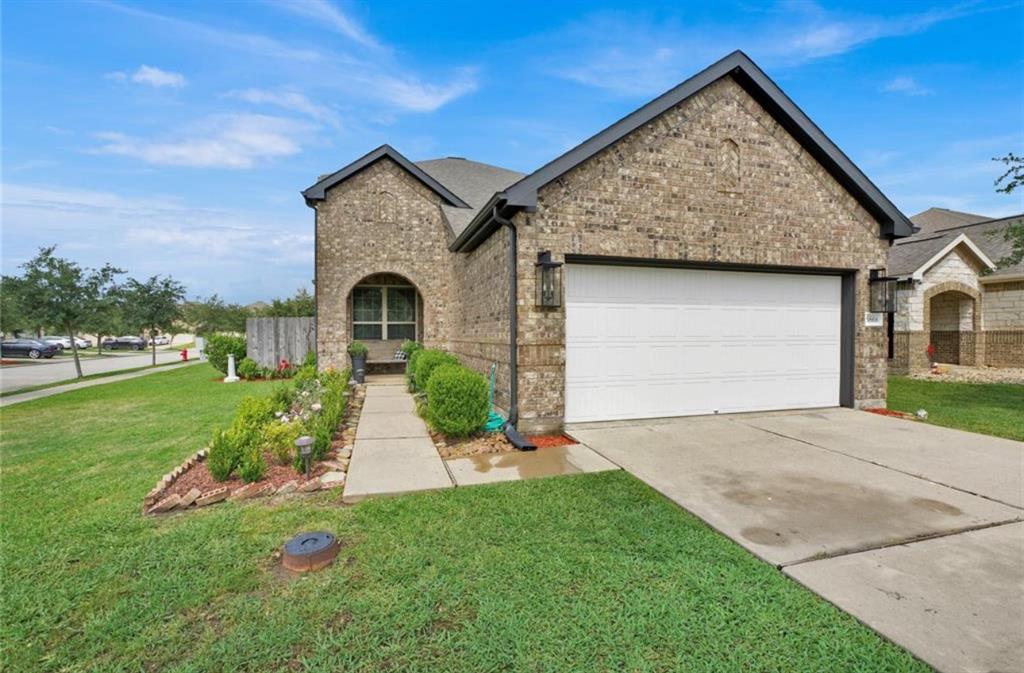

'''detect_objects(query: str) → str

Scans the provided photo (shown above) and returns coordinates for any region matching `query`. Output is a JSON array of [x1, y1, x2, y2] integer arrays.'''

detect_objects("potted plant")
[[348, 341, 369, 383]]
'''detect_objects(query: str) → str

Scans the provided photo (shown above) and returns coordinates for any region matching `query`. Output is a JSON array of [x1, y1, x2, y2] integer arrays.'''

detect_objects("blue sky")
[[3, 0, 1022, 302]]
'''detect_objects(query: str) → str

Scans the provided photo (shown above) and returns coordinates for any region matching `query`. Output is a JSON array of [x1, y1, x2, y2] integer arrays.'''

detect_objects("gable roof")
[[889, 212, 1024, 279], [451, 50, 914, 252], [302, 145, 470, 208], [415, 158, 525, 236], [909, 207, 991, 235]]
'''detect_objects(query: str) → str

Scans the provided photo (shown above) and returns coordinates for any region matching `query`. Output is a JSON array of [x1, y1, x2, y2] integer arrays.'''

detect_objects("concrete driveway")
[[570, 408, 1024, 673]]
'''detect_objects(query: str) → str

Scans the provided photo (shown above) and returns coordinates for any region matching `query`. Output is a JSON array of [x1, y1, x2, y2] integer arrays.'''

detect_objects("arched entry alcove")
[[346, 272, 423, 362], [924, 283, 981, 366]]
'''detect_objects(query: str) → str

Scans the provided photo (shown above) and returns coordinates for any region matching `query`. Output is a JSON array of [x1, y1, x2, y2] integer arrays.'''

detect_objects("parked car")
[[41, 336, 70, 351], [73, 336, 92, 349], [149, 335, 171, 346], [1, 338, 60, 359], [104, 335, 146, 351]]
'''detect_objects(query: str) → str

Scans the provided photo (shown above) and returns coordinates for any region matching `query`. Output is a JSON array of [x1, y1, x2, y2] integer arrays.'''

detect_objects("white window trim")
[[352, 284, 419, 341]]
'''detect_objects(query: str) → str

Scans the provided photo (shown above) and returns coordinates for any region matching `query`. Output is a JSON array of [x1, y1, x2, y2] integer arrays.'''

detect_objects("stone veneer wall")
[[314, 158, 453, 370], [509, 75, 890, 432], [982, 280, 1024, 367]]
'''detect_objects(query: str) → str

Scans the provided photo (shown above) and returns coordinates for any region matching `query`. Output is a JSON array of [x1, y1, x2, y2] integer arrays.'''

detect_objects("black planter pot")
[[350, 354, 366, 383]]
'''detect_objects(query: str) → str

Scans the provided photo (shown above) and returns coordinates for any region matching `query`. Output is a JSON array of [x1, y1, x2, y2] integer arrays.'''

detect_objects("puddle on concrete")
[[909, 498, 963, 516], [466, 446, 577, 479]]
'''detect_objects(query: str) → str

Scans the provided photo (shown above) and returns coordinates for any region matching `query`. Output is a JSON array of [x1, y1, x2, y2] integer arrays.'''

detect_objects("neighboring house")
[[304, 51, 915, 433], [888, 208, 1024, 373]]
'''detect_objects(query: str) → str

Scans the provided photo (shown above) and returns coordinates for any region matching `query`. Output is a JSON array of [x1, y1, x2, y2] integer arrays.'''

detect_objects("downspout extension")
[[493, 206, 536, 451]]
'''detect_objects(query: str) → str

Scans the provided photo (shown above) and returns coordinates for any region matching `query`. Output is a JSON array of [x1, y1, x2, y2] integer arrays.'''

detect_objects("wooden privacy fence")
[[246, 317, 315, 368]]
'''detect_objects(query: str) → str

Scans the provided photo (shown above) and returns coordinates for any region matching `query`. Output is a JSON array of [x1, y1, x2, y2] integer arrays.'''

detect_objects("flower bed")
[[143, 366, 358, 515]]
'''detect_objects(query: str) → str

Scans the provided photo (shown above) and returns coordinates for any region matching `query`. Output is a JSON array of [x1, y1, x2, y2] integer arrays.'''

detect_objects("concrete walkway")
[[342, 377, 454, 502], [0, 360, 200, 408]]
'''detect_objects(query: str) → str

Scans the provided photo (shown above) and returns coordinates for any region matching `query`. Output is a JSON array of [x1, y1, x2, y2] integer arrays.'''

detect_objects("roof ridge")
[[932, 212, 1024, 233]]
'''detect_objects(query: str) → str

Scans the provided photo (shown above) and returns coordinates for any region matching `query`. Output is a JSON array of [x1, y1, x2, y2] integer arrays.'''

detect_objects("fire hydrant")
[[180, 348, 189, 362]]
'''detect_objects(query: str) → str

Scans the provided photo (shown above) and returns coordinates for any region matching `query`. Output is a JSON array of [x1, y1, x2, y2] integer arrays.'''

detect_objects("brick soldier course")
[[305, 51, 923, 432]]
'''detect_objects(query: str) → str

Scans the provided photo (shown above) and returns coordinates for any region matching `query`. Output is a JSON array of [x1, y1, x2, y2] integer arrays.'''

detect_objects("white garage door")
[[565, 264, 842, 422]]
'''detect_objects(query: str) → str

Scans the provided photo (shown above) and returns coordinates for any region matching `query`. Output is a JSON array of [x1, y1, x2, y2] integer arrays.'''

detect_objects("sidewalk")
[[342, 376, 454, 502], [0, 361, 200, 408]]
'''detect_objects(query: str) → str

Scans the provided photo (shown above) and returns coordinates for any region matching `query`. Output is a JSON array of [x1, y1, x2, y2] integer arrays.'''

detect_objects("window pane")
[[353, 288, 382, 322], [387, 323, 416, 341], [387, 287, 416, 322], [353, 324, 382, 340]]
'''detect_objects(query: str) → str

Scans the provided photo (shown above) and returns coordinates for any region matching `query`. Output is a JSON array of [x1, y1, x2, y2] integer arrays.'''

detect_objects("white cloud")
[[226, 89, 341, 129], [883, 76, 932, 96], [132, 65, 186, 88], [362, 68, 478, 113], [91, 114, 310, 168], [547, 4, 987, 97], [271, 0, 380, 49], [1, 183, 312, 300]]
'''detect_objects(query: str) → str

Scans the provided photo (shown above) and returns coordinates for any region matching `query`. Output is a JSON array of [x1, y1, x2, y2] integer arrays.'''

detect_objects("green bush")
[[425, 364, 489, 437], [303, 351, 317, 368], [270, 383, 295, 414], [412, 349, 459, 392], [400, 340, 422, 358], [347, 341, 368, 358], [238, 443, 267, 483], [263, 420, 301, 465], [207, 428, 239, 481], [237, 357, 262, 380], [206, 334, 247, 375]]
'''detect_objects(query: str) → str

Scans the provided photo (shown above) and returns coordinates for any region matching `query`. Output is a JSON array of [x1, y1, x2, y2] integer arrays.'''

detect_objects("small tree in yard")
[[124, 276, 187, 365], [0, 275, 39, 337], [992, 152, 1024, 268], [18, 246, 122, 378], [86, 284, 128, 355]]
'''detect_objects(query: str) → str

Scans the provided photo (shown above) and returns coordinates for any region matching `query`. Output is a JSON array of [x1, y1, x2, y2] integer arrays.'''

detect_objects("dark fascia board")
[[452, 50, 913, 252], [302, 144, 470, 208]]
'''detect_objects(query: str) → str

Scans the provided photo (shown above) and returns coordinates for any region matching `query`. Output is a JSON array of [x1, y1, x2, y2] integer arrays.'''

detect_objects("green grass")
[[0, 365, 930, 673], [888, 376, 1024, 441]]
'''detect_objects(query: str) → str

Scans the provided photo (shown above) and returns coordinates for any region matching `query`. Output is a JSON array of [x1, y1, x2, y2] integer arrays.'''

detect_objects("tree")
[[255, 288, 315, 317], [992, 153, 1024, 268], [180, 294, 248, 335], [0, 275, 37, 337], [18, 246, 122, 378], [84, 283, 128, 355], [123, 275, 187, 365]]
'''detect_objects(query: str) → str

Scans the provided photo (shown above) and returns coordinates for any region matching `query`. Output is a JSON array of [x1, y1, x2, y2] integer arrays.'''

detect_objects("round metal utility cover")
[[282, 531, 340, 572]]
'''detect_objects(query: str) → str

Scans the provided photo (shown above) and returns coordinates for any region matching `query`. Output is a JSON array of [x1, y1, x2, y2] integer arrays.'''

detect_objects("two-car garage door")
[[564, 264, 842, 423]]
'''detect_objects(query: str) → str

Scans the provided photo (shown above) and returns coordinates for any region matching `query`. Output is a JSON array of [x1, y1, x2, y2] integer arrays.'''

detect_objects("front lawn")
[[1, 365, 929, 672], [888, 376, 1024, 441]]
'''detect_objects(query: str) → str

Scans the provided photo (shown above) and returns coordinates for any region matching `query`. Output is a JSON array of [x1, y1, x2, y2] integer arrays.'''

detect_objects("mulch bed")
[[864, 408, 916, 420], [527, 433, 577, 448], [162, 455, 332, 500], [430, 431, 579, 458]]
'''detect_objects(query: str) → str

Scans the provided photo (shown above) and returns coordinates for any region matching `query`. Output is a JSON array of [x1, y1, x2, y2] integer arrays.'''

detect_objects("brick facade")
[[314, 75, 914, 432], [314, 158, 454, 370], [511, 76, 890, 431]]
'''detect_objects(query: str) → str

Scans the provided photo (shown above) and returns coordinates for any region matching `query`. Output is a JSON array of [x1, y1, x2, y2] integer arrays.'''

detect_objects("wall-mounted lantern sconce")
[[868, 269, 898, 313], [535, 251, 563, 307]]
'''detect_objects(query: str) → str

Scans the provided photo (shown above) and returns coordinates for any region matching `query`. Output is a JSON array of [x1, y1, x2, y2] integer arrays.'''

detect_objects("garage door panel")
[[565, 265, 842, 422]]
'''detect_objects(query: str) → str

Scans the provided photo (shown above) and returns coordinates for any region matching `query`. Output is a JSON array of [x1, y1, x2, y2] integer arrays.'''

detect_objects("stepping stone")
[[297, 478, 321, 492]]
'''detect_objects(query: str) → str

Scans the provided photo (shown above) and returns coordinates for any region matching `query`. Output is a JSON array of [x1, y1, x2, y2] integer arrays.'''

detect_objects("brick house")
[[304, 51, 917, 433], [888, 208, 1024, 373]]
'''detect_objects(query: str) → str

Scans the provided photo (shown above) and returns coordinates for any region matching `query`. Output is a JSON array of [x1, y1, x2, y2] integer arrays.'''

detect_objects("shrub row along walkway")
[[342, 375, 454, 502]]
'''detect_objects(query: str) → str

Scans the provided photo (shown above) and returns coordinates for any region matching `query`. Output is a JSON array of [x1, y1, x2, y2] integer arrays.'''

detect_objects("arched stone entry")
[[923, 282, 982, 366], [346, 273, 423, 362]]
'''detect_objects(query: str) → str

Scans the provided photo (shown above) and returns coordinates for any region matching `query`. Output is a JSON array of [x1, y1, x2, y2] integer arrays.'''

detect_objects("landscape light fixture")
[[295, 436, 314, 478]]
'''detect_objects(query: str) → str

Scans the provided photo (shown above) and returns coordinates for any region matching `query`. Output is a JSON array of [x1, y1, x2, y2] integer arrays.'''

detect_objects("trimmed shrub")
[[425, 364, 489, 437], [270, 383, 296, 414], [400, 340, 422, 358], [207, 428, 239, 481], [206, 334, 247, 375], [263, 420, 302, 465], [238, 443, 267, 483], [237, 357, 262, 380], [412, 349, 459, 392]]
